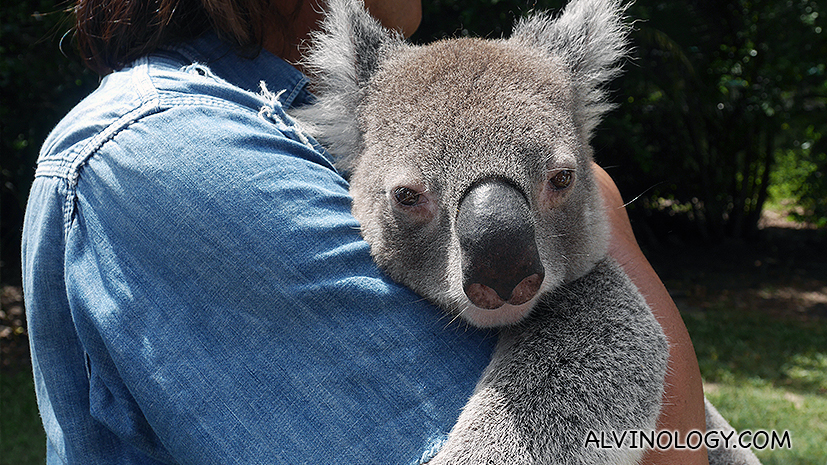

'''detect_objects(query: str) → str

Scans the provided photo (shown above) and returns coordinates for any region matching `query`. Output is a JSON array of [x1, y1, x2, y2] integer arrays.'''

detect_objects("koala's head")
[[295, 0, 630, 327]]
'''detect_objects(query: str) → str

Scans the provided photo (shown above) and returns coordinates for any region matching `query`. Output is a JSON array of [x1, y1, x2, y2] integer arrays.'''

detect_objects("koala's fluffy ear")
[[295, 0, 405, 170], [511, 0, 631, 140]]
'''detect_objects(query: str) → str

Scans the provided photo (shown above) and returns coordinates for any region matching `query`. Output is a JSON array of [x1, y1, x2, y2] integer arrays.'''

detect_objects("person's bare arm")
[[593, 163, 709, 465]]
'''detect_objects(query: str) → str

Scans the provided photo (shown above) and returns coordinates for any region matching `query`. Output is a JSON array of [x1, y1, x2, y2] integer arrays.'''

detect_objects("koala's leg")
[[705, 398, 763, 465], [429, 259, 668, 465]]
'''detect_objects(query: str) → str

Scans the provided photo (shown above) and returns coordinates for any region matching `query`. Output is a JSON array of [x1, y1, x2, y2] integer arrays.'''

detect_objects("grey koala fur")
[[293, 0, 762, 463]]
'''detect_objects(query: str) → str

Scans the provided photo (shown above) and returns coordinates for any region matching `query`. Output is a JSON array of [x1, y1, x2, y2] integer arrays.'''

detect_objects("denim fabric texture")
[[22, 33, 495, 464]]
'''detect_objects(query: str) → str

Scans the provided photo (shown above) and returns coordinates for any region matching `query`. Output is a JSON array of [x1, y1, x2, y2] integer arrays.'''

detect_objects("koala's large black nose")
[[457, 179, 545, 309]]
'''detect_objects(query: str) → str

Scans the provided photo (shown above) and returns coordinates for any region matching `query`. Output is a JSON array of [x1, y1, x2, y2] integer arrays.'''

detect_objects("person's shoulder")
[[41, 57, 248, 159], [38, 50, 331, 182]]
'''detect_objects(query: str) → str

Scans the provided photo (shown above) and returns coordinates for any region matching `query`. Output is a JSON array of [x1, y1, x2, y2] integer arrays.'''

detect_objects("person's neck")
[[261, 0, 324, 74]]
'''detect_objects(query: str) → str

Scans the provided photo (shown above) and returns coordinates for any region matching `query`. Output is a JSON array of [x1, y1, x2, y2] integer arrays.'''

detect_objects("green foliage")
[[600, 0, 827, 238], [0, 0, 98, 284], [770, 127, 827, 227]]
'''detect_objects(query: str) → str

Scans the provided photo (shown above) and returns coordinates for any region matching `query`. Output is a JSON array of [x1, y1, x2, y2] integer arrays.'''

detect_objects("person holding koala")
[[22, 0, 706, 463]]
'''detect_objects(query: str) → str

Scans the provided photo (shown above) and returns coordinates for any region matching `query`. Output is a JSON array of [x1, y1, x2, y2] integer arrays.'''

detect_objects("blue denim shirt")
[[22, 33, 494, 464]]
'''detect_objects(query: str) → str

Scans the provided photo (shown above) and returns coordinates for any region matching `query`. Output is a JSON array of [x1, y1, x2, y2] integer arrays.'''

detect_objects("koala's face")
[[298, 0, 627, 327], [349, 39, 608, 327]]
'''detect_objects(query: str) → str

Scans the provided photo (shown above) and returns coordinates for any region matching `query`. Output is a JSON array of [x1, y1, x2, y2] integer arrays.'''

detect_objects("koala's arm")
[[593, 163, 709, 465]]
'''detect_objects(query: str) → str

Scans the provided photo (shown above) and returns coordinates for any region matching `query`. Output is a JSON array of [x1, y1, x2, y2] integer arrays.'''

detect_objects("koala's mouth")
[[464, 273, 544, 310], [460, 292, 542, 328]]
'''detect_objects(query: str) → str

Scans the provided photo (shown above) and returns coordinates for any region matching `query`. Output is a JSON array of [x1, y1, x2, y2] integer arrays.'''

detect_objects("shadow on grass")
[[642, 221, 827, 464], [684, 306, 827, 395], [641, 220, 827, 393]]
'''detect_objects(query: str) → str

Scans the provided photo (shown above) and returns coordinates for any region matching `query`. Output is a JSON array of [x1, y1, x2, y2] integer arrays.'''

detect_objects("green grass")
[[1, 369, 46, 465], [684, 306, 827, 465]]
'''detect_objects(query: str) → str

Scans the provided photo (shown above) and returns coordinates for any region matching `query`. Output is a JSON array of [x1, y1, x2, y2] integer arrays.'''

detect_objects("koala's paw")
[[426, 389, 536, 465]]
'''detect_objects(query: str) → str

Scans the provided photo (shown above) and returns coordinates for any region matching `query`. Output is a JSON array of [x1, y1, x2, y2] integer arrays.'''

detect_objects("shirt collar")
[[163, 32, 313, 109]]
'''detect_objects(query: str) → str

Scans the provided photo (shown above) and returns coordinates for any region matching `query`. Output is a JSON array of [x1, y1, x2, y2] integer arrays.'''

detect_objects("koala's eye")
[[549, 170, 574, 190], [394, 187, 423, 206]]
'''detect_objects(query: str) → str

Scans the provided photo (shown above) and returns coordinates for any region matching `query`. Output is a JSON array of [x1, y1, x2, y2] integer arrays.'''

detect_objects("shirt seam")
[[42, 94, 281, 241], [35, 93, 281, 180]]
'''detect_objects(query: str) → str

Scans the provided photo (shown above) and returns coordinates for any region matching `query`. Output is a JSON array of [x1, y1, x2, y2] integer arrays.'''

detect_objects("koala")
[[293, 0, 762, 463]]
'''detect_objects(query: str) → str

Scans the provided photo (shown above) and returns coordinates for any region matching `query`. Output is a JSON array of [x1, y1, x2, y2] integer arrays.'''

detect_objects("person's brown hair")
[[74, 0, 298, 74]]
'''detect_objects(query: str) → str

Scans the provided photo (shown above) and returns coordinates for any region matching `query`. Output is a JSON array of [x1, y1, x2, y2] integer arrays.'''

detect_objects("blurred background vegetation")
[[1, 0, 826, 284], [2, 0, 97, 286], [1, 0, 825, 464]]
